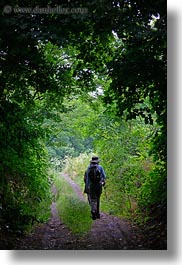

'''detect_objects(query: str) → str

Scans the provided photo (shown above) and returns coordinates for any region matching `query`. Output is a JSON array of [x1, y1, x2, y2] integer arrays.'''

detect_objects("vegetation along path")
[[15, 174, 158, 250]]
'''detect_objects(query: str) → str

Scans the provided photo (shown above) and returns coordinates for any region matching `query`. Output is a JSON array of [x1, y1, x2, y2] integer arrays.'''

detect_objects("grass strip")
[[54, 174, 93, 236]]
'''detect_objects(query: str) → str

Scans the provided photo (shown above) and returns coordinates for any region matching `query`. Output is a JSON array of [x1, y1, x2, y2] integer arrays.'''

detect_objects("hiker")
[[84, 156, 106, 220]]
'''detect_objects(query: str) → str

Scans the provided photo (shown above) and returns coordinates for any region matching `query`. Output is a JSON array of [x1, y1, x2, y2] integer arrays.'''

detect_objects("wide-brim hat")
[[90, 156, 100, 163]]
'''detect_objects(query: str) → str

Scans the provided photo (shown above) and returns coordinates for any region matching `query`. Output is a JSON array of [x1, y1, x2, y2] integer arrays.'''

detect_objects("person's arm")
[[84, 171, 86, 183], [99, 165, 106, 180], [98, 165, 106, 186], [85, 167, 90, 187], [84, 169, 90, 193]]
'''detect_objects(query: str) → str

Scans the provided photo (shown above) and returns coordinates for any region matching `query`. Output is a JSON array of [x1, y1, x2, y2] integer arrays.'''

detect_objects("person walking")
[[84, 156, 106, 220]]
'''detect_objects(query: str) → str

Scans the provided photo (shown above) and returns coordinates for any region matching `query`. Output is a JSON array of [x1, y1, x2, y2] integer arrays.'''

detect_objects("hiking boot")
[[91, 211, 97, 220], [96, 213, 100, 219]]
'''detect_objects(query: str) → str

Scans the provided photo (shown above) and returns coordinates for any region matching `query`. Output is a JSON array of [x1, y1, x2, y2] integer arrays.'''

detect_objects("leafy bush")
[[0, 103, 52, 233]]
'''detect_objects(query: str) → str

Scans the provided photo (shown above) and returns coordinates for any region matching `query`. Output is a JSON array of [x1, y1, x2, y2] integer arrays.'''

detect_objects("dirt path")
[[15, 174, 158, 250], [61, 174, 86, 202]]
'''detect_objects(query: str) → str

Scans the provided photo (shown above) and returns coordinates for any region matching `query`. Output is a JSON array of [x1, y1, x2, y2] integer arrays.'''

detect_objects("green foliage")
[[0, 0, 166, 235], [0, 108, 52, 231], [102, 0, 167, 164], [45, 97, 97, 167], [56, 97, 164, 223], [58, 106, 151, 219], [139, 160, 167, 208], [63, 153, 91, 190], [55, 174, 93, 235], [0, 0, 82, 232]]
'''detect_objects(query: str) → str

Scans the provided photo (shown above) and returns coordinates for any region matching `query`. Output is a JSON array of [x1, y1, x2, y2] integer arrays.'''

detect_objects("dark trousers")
[[89, 183, 102, 216]]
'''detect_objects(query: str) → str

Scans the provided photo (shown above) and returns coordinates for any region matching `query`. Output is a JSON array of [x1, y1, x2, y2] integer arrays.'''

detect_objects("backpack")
[[88, 164, 101, 184]]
